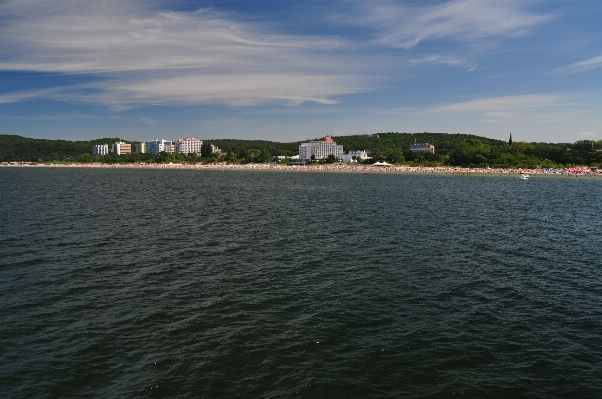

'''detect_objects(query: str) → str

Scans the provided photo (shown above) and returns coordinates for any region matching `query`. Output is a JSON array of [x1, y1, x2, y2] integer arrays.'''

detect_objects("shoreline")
[[1, 162, 599, 176]]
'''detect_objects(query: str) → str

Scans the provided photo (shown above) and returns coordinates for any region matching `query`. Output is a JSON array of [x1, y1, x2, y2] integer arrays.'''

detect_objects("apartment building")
[[112, 142, 131, 155], [92, 144, 109, 156], [176, 137, 203, 154], [146, 139, 174, 154], [299, 136, 344, 160]]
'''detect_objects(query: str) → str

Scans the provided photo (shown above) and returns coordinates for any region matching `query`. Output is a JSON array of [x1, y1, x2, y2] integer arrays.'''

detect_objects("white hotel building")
[[176, 137, 203, 154], [336, 150, 369, 163], [299, 136, 344, 160], [146, 139, 174, 154]]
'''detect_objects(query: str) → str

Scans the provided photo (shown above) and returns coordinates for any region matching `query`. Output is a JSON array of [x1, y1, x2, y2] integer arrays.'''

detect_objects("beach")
[[1, 161, 599, 176]]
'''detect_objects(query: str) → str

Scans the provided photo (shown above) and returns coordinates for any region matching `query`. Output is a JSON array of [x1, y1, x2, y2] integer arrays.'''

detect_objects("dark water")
[[1, 168, 601, 398]]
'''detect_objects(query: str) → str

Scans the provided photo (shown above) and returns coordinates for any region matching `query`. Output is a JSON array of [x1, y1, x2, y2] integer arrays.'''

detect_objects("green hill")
[[0, 135, 129, 162], [329, 132, 504, 153], [1, 133, 600, 167]]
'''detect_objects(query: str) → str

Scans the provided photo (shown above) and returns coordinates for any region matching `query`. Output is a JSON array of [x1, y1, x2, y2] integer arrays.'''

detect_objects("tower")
[[509, 133, 513, 146]]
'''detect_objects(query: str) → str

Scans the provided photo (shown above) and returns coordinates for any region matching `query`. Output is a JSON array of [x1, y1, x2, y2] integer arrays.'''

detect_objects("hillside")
[[330, 132, 505, 153], [0, 132, 509, 162], [1, 133, 600, 167], [0, 135, 129, 162]]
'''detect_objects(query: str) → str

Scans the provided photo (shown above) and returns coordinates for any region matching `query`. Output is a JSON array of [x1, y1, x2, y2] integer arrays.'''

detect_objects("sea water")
[[1, 167, 601, 398]]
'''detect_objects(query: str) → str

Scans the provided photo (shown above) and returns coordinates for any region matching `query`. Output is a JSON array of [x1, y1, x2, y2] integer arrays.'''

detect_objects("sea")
[[1, 167, 601, 398]]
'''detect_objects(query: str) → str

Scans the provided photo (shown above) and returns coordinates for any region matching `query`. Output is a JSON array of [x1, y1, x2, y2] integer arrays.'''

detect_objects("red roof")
[[319, 136, 334, 142]]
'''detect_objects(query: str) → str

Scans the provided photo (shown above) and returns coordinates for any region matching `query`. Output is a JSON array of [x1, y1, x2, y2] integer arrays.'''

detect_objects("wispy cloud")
[[410, 54, 476, 70], [0, 88, 59, 104], [140, 117, 158, 126], [0, 0, 365, 107], [550, 55, 602, 76], [579, 130, 596, 137], [116, 73, 358, 106], [0, 112, 101, 120], [421, 93, 575, 127], [431, 93, 566, 113], [344, 0, 552, 49], [0, 73, 362, 110]]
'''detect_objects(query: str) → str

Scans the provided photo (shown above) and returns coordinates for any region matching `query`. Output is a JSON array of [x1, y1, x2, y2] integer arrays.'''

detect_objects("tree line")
[[1, 133, 601, 168]]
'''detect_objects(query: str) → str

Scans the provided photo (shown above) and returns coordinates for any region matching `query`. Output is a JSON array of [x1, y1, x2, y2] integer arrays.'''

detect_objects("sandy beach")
[[2, 161, 600, 176]]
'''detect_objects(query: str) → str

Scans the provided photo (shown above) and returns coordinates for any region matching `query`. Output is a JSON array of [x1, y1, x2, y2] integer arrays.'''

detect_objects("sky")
[[1, 0, 601, 144]]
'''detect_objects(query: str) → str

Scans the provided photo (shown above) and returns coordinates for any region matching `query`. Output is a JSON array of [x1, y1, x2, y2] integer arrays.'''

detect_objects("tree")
[[325, 154, 337, 163], [448, 138, 490, 167], [385, 148, 405, 164], [200, 142, 212, 158], [259, 148, 271, 163]]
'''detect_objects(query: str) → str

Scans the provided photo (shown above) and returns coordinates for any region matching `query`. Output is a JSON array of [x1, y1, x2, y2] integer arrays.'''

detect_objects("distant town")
[[97, 135, 433, 164], [1, 132, 601, 170]]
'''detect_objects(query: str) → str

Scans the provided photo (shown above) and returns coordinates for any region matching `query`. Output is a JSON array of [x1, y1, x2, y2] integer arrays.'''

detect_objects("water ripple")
[[1, 169, 601, 398]]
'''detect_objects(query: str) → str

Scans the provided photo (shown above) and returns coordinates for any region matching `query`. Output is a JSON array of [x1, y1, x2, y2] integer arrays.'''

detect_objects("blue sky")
[[1, 0, 601, 143]]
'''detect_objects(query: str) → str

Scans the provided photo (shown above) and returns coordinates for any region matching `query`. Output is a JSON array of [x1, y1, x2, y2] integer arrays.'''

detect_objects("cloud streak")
[[432, 93, 566, 113], [344, 0, 552, 49], [0, 0, 556, 110], [422, 93, 576, 127], [0, 0, 364, 107], [0, 72, 363, 110], [550, 55, 602, 75], [410, 54, 477, 70]]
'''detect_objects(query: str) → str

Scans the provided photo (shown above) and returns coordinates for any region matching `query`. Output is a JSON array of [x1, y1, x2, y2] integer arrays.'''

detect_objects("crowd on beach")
[[2, 161, 600, 176]]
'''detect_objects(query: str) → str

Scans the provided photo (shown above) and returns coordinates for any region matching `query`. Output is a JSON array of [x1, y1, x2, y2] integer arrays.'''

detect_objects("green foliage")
[[0, 135, 123, 162], [324, 154, 338, 163], [1, 134, 600, 167], [331, 132, 503, 154], [448, 138, 491, 167], [200, 142, 212, 158], [208, 139, 299, 157]]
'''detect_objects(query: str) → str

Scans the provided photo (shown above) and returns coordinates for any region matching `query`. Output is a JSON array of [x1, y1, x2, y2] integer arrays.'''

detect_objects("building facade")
[[335, 150, 369, 163], [146, 139, 175, 154], [409, 142, 435, 153], [176, 137, 203, 154], [112, 142, 132, 155], [135, 142, 146, 153], [299, 136, 344, 160], [92, 144, 109, 156]]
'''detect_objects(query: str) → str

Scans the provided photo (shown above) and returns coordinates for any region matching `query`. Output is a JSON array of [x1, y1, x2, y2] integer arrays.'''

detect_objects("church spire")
[[509, 133, 513, 146]]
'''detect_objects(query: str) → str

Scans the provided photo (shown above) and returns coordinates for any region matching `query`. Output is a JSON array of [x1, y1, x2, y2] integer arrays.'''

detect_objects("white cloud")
[[140, 117, 158, 126], [0, 0, 365, 107], [117, 73, 354, 106], [410, 54, 476, 70], [0, 88, 58, 104], [550, 55, 602, 76], [431, 93, 566, 113], [0, 72, 362, 110], [418, 93, 577, 128], [346, 0, 552, 49], [0, 112, 100, 120], [579, 130, 596, 137], [484, 112, 515, 119]]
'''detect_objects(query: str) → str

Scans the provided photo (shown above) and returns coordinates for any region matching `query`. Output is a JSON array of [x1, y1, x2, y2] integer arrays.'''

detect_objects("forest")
[[1, 133, 601, 168]]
